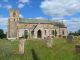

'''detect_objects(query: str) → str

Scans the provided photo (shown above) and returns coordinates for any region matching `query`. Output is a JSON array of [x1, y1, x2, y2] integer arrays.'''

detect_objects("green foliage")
[[55, 30, 57, 36], [52, 30, 57, 36], [69, 29, 80, 36], [0, 38, 80, 60], [0, 29, 6, 39], [24, 30, 28, 39], [52, 30, 54, 35], [78, 29, 80, 35]]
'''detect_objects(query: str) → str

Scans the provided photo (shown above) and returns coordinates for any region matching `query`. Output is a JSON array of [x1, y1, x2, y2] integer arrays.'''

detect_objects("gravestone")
[[67, 35, 73, 43], [46, 36, 53, 48], [75, 44, 80, 53], [19, 37, 25, 54]]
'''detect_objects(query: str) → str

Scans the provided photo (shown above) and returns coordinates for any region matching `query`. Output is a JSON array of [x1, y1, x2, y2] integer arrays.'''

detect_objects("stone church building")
[[7, 9, 68, 39]]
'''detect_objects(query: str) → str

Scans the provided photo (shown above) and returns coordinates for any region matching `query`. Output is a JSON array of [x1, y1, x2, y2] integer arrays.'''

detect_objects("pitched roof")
[[18, 18, 66, 28], [53, 22, 67, 28], [19, 18, 52, 24]]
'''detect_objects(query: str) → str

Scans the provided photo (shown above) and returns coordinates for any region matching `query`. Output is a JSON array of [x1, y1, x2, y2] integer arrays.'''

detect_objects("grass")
[[0, 38, 80, 60]]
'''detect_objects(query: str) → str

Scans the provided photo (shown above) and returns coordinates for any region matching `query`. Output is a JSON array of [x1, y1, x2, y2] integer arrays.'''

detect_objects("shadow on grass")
[[31, 48, 39, 60]]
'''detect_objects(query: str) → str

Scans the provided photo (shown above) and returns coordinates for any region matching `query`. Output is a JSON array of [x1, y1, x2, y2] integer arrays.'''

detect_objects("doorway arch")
[[37, 30, 42, 38]]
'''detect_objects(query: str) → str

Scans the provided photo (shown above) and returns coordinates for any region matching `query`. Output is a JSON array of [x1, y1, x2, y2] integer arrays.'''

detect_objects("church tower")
[[8, 9, 19, 39]]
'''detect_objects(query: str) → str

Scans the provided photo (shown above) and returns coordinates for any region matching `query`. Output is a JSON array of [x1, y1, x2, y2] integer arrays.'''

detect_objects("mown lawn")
[[0, 38, 80, 60]]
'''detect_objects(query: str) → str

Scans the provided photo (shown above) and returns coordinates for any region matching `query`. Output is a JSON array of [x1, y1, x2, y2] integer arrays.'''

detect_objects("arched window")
[[55, 30, 57, 36], [62, 30, 64, 35], [37, 30, 42, 38], [24, 30, 28, 34], [24, 30, 28, 38], [52, 30, 54, 35]]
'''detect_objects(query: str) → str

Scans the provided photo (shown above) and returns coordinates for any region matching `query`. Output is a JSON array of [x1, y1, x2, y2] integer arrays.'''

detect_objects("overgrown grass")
[[0, 38, 80, 60]]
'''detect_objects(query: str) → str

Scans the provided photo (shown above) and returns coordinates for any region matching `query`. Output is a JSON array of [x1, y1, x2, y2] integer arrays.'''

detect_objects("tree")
[[0, 29, 6, 39], [77, 29, 80, 35], [24, 30, 28, 40], [69, 29, 80, 36]]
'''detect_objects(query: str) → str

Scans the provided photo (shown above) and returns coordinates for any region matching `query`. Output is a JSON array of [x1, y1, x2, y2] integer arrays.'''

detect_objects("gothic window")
[[55, 30, 57, 36], [24, 30, 28, 33], [52, 30, 54, 35], [23, 30, 28, 38], [62, 30, 64, 35]]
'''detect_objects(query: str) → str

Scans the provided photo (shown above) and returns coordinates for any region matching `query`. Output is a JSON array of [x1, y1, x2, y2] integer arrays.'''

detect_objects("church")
[[7, 9, 68, 39]]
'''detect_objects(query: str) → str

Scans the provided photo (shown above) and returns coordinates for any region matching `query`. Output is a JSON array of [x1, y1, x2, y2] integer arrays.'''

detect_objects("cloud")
[[18, 4, 25, 8], [18, 0, 30, 8], [65, 19, 80, 30], [35, 17, 46, 19], [40, 0, 80, 17], [0, 0, 30, 9], [0, 17, 8, 31], [19, 14, 23, 18], [3, 0, 8, 2], [0, 4, 2, 8], [0, 0, 12, 9], [0, 18, 8, 25], [19, 0, 29, 3], [53, 18, 80, 32], [5, 4, 12, 9]]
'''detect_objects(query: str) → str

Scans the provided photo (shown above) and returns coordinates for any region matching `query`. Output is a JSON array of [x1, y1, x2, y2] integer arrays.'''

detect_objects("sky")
[[0, 0, 80, 32]]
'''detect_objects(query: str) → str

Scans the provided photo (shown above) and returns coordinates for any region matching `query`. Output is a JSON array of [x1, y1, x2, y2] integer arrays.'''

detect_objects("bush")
[[0, 29, 6, 39]]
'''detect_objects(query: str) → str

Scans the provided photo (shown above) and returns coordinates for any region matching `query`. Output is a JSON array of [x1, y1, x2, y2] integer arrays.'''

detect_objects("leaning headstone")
[[67, 35, 73, 43], [19, 37, 25, 54], [46, 36, 53, 48], [75, 44, 80, 53]]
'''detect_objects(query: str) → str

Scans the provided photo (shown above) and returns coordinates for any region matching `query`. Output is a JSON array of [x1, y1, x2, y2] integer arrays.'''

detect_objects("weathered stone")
[[7, 9, 68, 39], [19, 39, 25, 54], [67, 35, 73, 43], [46, 36, 53, 48], [75, 44, 80, 53]]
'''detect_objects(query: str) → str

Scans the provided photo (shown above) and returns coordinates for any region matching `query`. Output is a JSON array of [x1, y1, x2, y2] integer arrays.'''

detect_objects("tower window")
[[13, 12, 16, 17]]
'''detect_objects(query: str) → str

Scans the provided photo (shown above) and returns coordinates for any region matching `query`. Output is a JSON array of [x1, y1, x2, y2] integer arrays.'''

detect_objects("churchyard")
[[0, 37, 80, 60]]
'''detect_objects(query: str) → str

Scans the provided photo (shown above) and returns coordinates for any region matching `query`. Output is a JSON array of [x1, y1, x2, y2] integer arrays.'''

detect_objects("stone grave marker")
[[75, 44, 80, 53], [46, 36, 53, 48], [67, 35, 73, 43], [19, 37, 25, 54]]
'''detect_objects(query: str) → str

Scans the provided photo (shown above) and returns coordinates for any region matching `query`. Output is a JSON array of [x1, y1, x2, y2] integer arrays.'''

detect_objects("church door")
[[37, 30, 42, 38]]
